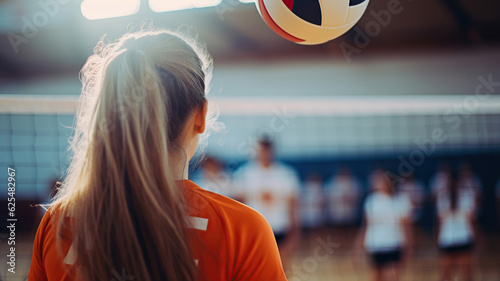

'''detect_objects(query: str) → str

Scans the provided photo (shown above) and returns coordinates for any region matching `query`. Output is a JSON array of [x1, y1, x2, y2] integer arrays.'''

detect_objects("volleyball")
[[256, 0, 370, 45]]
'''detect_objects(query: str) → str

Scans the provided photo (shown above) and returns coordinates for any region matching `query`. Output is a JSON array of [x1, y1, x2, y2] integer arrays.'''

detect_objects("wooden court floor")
[[285, 227, 500, 281]]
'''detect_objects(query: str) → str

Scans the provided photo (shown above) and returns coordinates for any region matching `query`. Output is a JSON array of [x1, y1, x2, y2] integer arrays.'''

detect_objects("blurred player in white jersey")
[[430, 162, 452, 199], [233, 137, 301, 266], [360, 170, 411, 281], [325, 167, 362, 226], [457, 162, 482, 217], [396, 175, 425, 224], [300, 173, 324, 230], [437, 172, 477, 281]]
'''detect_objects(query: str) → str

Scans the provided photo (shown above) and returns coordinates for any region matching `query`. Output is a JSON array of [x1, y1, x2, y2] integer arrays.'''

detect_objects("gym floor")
[[2, 227, 500, 281]]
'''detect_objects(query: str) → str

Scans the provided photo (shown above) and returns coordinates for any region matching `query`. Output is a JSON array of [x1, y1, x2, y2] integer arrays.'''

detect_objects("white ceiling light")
[[149, 0, 222, 12], [81, 0, 140, 20]]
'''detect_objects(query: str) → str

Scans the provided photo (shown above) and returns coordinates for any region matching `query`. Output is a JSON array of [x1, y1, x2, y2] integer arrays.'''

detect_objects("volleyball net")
[[1, 94, 500, 200]]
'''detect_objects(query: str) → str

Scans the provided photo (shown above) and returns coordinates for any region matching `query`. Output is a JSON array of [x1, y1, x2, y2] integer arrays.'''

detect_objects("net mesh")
[[1, 116, 74, 200]]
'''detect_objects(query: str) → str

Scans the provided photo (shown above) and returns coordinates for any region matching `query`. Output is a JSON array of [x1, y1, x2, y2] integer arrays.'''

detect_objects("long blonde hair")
[[52, 26, 213, 281]]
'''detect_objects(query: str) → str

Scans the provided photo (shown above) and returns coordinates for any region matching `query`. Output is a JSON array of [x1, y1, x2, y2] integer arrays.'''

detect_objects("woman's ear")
[[195, 100, 208, 134]]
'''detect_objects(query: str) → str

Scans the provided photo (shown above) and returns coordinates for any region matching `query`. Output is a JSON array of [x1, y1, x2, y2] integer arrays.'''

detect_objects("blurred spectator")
[[430, 162, 452, 199], [437, 171, 476, 281], [396, 175, 426, 224], [324, 167, 362, 226], [300, 173, 324, 229], [360, 170, 411, 281], [192, 155, 231, 197], [457, 163, 482, 216], [232, 137, 301, 267]]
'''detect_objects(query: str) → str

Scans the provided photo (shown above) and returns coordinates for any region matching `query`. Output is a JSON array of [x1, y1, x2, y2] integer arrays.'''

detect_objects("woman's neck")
[[170, 151, 190, 180]]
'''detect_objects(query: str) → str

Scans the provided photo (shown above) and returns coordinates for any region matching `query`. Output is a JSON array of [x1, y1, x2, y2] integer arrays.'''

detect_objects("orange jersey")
[[29, 180, 287, 281]]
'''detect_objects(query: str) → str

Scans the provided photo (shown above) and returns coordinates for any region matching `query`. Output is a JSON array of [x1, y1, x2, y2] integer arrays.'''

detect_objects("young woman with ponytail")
[[29, 28, 287, 281]]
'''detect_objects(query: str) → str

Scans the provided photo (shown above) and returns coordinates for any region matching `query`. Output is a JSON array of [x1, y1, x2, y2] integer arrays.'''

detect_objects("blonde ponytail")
[[52, 27, 212, 281]]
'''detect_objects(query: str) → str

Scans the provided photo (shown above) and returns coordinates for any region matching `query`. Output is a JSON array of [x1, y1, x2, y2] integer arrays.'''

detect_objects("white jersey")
[[233, 161, 301, 234], [364, 193, 409, 253], [437, 190, 475, 247]]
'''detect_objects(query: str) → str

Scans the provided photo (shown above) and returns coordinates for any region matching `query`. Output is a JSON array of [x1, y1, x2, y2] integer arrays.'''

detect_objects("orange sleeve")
[[231, 210, 287, 281], [28, 210, 51, 281]]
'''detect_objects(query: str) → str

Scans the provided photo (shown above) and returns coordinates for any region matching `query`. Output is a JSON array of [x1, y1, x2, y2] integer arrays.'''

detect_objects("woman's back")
[[30, 180, 286, 281]]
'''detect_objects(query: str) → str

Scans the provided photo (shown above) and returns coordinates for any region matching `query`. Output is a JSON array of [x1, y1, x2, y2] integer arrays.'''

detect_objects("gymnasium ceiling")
[[0, 0, 499, 81]]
